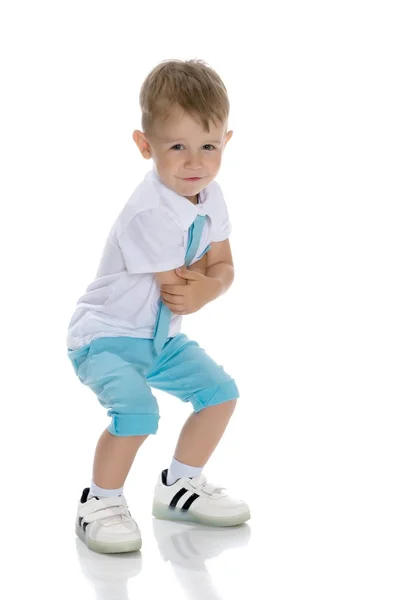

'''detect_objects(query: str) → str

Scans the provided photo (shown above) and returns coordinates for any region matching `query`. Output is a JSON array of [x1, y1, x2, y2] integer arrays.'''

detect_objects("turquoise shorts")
[[68, 334, 239, 436]]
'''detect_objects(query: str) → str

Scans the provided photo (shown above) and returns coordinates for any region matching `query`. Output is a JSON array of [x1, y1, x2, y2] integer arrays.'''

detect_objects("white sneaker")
[[76, 488, 142, 554], [152, 469, 251, 527]]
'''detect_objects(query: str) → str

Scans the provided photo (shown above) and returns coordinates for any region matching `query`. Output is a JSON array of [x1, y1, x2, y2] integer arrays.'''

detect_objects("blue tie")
[[153, 215, 210, 355]]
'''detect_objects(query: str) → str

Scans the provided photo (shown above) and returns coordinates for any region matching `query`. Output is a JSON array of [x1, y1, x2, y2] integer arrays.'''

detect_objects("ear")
[[224, 130, 233, 146], [133, 130, 152, 159]]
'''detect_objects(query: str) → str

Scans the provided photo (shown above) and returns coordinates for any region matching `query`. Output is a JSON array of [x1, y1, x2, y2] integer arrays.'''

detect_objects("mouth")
[[182, 177, 203, 182]]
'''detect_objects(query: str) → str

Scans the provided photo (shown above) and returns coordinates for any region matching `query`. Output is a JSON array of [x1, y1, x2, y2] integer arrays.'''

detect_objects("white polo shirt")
[[66, 168, 232, 349]]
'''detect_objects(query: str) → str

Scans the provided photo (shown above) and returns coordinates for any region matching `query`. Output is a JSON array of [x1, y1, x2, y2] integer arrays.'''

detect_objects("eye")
[[171, 144, 184, 150], [203, 144, 216, 151]]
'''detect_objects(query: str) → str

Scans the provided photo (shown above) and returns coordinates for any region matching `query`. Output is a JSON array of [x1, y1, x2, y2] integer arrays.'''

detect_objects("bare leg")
[[173, 399, 237, 467], [92, 429, 148, 489]]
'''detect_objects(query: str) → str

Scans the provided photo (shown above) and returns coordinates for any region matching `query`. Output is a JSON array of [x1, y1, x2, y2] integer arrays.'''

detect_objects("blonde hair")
[[139, 59, 230, 135]]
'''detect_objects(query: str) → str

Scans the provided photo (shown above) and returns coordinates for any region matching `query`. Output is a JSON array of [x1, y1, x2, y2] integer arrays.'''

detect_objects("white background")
[[1, 1, 399, 598]]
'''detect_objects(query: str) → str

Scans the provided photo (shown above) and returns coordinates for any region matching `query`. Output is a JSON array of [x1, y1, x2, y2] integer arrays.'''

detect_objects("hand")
[[160, 267, 222, 315]]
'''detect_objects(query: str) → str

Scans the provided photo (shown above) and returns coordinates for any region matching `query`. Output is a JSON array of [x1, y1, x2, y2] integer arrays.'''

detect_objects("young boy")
[[67, 59, 250, 554]]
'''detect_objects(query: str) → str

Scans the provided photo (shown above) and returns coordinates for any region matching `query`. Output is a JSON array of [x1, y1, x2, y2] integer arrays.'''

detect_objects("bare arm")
[[156, 241, 234, 314], [204, 239, 234, 296], [155, 254, 208, 288], [205, 262, 234, 296]]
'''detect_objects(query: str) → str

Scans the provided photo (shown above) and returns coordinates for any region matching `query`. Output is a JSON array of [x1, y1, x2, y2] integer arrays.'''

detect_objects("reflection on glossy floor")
[[76, 519, 251, 600]]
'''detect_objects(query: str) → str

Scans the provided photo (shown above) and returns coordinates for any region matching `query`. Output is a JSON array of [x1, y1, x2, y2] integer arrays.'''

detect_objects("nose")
[[184, 151, 202, 170]]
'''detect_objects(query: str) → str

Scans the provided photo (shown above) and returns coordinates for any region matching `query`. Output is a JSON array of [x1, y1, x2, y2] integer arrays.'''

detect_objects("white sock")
[[166, 457, 203, 486], [88, 480, 124, 500]]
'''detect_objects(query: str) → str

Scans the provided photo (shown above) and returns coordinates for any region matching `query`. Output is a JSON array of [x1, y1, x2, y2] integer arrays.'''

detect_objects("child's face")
[[133, 106, 233, 202]]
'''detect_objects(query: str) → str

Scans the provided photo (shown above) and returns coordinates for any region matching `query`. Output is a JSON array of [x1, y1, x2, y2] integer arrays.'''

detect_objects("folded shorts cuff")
[[107, 411, 160, 436], [191, 379, 240, 412]]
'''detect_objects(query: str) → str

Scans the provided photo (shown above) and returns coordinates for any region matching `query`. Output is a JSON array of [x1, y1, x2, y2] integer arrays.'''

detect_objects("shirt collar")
[[144, 167, 211, 230]]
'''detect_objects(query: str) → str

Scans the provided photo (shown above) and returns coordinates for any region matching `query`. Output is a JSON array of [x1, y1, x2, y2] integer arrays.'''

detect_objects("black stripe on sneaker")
[[80, 488, 90, 503], [78, 517, 83, 527], [170, 488, 188, 508], [181, 493, 200, 511]]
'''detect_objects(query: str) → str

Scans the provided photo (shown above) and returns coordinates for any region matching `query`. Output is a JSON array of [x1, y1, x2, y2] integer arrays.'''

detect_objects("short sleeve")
[[209, 182, 233, 242], [116, 209, 185, 274]]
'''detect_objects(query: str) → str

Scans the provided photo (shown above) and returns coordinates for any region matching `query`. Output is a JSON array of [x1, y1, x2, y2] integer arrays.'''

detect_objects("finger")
[[161, 291, 182, 304], [160, 285, 186, 296], [165, 305, 187, 315], [176, 267, 203, 280], [162, 299, 186, 314], [174, 269, 186, 278]]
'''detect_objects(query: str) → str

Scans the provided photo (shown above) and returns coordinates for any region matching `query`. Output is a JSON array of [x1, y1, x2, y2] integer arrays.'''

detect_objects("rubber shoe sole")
[[152, 502, 250, 527], [75, 523, 142, 554]]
